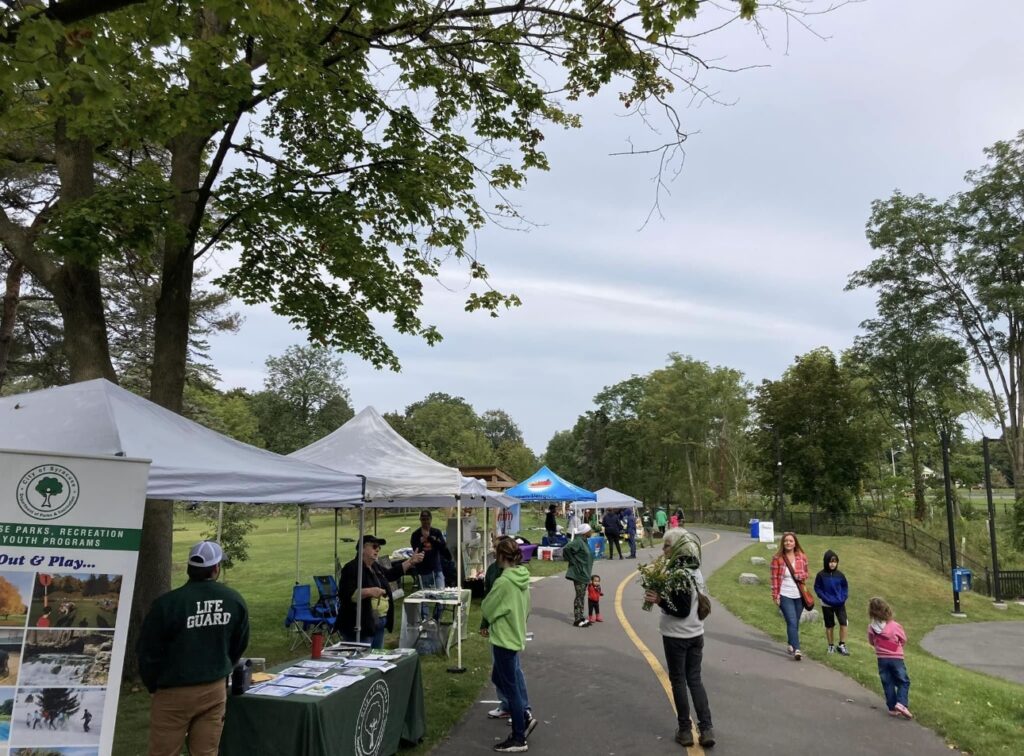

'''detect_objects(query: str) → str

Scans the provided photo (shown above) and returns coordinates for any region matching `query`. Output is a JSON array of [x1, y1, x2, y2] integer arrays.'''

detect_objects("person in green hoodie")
[[482, 537, 536, 752], [563, 523, 594, 628], [481, 536, 533, 722], [137, 541, 249, 756]]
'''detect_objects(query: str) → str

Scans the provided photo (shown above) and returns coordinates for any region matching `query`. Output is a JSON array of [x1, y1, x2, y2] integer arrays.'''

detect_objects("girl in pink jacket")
[[867, 597, 912, 719]]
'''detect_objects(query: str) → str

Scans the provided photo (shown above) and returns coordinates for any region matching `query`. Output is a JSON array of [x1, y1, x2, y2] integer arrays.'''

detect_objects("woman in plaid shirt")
[[770, 532, 810, 660]]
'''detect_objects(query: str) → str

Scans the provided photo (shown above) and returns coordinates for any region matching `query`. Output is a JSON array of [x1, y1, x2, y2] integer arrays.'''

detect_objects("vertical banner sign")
[[496, 504, 521, 535], [758, 521, 776, 543], [0, 449, 150, 756]]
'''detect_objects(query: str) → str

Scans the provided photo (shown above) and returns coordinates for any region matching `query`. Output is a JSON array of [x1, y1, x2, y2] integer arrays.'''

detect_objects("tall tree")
[[850, 131, 1024, 545], [0, 0, 842, 671], [480, 409, 525, 449], [251, 345, 353, 454], [752, 348, 872, 514], [846, 306, 982, 519]]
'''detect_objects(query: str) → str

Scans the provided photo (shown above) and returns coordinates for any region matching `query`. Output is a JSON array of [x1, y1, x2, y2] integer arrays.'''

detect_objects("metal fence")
[[687, 509, 1022, 599]]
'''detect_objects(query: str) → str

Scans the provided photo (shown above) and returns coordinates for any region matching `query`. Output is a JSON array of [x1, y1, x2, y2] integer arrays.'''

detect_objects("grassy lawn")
[[113, 506, 564, 755], [708, 534, 1024, 755]]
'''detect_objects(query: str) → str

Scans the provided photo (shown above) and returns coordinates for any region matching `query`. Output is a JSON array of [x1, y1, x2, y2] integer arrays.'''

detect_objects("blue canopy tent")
[[505, 465, 596, 502], [505, 466, 595, 539]]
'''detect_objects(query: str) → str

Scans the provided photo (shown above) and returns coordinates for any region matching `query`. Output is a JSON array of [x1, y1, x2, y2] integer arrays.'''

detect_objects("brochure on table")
[[0, 448, 150, 755]]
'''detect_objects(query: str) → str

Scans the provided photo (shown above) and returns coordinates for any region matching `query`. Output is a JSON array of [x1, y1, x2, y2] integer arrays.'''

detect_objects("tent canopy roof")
[[0, 379, 364, 504], [504, 465, 595, 502], [570, 486, 642, 510], [292, 406, 498, 505]]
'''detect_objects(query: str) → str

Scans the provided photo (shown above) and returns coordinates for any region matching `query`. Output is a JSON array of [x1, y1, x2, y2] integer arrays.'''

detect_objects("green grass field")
[[0, 615, 27, 627], [708, 535, 1024, 755], [113, 507, 566, 755]]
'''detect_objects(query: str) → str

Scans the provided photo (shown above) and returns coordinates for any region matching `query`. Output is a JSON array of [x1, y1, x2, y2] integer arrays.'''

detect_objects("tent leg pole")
[[333, 509, 338, 578], [448, 494, 466, 674], [217, 502, 224, 543], [355, 504, 366, 644], [373, 508, 378, 537], [483, 502, 489, 574], [295, 506, 301, 585]]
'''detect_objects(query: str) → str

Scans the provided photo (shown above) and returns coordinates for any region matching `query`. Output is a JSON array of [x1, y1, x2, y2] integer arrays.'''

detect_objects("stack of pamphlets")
[[245, 651, 407, 698]]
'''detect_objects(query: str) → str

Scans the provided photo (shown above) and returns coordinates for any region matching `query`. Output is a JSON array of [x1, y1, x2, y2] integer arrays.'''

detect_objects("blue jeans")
[[877, 658, 911, 710], [627, 533, 637, 557], [493, 646, 531, 714], [343, 616, 387, 649], [418, 570, 445, 620], [779, 596, 803, 651], [492, 646, 529, 741]]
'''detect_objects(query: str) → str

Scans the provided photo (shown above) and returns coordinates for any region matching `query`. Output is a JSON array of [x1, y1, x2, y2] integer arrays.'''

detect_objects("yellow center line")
[[614, 531, 721, 755]]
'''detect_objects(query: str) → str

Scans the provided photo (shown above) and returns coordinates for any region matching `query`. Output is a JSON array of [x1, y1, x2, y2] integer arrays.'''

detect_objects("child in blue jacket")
[[814, 549, 850, 655]]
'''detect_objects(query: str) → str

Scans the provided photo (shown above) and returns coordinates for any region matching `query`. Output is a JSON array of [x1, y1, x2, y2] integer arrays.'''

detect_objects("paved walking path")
[[921, 621, 1024, 685], [434, 528, 953, 755]]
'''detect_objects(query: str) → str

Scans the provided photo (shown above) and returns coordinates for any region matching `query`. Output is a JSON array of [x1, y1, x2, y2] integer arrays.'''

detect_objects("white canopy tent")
[[569, 486, 643, 510], [0, 379, 365, 504], [290, 407, 512, 668]]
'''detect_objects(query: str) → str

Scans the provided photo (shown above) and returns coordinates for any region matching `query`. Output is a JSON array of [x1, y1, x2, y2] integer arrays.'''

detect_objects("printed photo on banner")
[[0, 573, 32, 628], [0, 629, 24, 686], [10, 688, 104, 747], [28, 575, 121, 630], [18, 631, 114, 688], [12, 748, 99, 756], [0, 686, 13, 743]]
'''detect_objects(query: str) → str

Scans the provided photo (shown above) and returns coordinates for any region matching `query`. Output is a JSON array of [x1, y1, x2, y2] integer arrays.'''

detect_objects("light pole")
[[774, 427, 784, 530], [940, 431, 966, 617]]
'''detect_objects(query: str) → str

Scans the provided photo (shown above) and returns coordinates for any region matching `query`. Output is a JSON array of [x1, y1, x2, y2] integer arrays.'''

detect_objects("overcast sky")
[[207, 0, 1024, 453]]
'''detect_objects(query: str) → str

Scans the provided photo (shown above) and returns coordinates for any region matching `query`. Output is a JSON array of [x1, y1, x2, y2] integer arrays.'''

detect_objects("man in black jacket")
[[137, 540, 249, 756], [337, 536, 423, 648]]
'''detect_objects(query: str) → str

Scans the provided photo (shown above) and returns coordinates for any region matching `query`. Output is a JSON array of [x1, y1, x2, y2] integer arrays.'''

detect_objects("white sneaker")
[[488, 707, 511, 719]]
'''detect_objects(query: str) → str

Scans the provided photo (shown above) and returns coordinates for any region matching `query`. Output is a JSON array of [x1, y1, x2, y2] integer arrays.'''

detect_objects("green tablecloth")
[[219, 654, 425, 756]]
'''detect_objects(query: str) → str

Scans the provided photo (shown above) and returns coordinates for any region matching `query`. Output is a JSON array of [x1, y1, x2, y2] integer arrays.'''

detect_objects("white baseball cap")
[[188, 541, 224, 567], [574, 523, 592, 536]]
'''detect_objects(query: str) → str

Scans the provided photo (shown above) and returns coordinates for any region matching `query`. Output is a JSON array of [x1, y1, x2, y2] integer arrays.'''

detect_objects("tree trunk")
[[0, 256, 23, 389], [126, 135, 207, 679], [52, 262, 117, 382], [50, 116, 117, 382]]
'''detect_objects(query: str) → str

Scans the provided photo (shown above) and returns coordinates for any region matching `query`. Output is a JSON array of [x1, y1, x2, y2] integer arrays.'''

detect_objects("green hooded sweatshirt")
[[481, 565, 531, 651], [563, 534, 593, 584]]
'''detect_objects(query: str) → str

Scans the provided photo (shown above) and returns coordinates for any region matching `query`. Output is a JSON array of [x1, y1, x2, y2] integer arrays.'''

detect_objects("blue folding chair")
[[313, 575, 340, 619], [284, 584, 328, 649]]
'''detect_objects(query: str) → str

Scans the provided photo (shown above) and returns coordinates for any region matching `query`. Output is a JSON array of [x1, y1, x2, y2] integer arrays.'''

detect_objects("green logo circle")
[[16, 464, 80, 520]]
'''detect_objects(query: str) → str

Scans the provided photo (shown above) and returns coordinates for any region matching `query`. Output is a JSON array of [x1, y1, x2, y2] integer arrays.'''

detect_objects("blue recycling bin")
[[749, 519, 760, 539], [588, 536, 606, 559], [952, 567, 973, 592]]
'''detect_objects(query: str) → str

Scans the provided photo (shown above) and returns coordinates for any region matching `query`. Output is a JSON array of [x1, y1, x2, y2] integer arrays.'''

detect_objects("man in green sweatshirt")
[[563, 523, 594, 628], [137, 540, 249, 756]]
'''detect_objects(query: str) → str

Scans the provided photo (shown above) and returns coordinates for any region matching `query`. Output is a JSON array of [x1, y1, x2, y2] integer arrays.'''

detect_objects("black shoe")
[[675, 728, 695, 747], [525, 714, 538, 739], [494, 735, 528, 752], [699, 728, 716, 747]]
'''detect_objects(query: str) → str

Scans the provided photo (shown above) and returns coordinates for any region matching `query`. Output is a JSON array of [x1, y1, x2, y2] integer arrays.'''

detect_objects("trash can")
[[588, 536, 606, 559], [952, 567, 973, 592], [749, 519, 760, 539]]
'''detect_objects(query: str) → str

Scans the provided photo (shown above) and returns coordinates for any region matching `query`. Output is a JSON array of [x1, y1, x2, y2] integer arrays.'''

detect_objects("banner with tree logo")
[[0, 448, 149, 755]]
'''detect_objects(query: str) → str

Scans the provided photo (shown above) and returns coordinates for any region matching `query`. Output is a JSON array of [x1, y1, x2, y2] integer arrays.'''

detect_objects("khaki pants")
[[148, 679, 227, 756]]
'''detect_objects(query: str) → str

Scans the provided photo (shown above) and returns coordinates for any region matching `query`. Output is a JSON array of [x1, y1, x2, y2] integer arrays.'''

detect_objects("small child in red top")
[[587, 575, 604, 622], [867, 597, 912, 719]]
